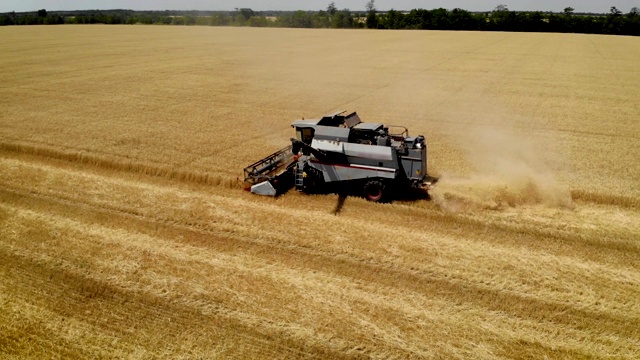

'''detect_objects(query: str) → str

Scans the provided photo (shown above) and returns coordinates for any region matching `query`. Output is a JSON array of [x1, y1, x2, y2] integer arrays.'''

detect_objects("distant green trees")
[[365, 0, 378, 29], [0, 9, 64, 25], [275, 6, 359, 29], [1, 5, 639, 36], [363, 5, 640, 35]]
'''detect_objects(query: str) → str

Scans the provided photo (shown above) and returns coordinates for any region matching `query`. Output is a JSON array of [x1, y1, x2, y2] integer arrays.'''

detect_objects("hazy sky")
[[2, 1, 638, 14]]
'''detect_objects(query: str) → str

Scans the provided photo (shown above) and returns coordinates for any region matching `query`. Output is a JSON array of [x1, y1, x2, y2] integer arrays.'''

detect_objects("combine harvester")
[[243, 111, 437, 202]]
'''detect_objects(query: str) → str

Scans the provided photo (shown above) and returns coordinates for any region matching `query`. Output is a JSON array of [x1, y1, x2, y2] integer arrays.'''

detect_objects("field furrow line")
[[0, 239, 360, 359], [2, 199, 638, 358], [0, 142, 239, 188], [1, 152, 638, 274], [570, 189, 640, 210], [2, 183, 639, 350]]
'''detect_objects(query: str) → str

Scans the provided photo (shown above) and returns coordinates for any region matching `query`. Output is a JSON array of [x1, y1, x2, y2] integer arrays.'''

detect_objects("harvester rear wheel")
[[364, 180, 385, 202]]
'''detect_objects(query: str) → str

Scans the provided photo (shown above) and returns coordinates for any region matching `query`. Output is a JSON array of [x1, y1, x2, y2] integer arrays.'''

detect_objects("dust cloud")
[[431, 126, 574, 212]]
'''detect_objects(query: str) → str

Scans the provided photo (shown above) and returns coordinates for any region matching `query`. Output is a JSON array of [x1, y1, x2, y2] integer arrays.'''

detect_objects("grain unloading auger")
[[243, 110, 437, 202]]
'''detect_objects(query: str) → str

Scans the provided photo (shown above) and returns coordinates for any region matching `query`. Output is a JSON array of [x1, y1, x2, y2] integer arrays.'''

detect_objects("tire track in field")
[[553, 126, 640, 140], [392, 202, 640, 271], [0, 198, 436, 358], [2, 156, 639, 356], [570, 189, 640, 210], [0, 197, 632, 356], [1, 152, 638, 271], [0, 246, 356, 360], [1, 168, 638, 277], [2, 183, 639, 349]]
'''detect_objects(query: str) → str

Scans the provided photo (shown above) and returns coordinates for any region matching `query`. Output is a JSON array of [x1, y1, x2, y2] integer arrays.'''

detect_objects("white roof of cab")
[[291, 119, 320, 128], [353, 122, 384, 131]]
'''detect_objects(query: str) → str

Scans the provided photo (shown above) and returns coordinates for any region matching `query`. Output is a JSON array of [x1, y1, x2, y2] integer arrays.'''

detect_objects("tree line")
[[1, 3, 640, 36]]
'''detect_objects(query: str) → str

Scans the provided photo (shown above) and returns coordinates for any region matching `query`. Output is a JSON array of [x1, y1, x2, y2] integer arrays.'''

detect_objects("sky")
[[2, 1, 639, 14]]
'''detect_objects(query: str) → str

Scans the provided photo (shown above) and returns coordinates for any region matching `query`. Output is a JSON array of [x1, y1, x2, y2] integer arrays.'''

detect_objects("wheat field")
[[1, 25, 639, 359]]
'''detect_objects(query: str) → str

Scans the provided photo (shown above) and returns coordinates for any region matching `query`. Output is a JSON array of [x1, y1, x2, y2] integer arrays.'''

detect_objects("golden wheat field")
[[1, 25, 639, 358]]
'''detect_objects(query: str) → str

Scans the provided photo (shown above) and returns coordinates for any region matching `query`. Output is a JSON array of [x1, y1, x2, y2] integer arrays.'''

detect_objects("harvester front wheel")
[[364, 180, 385, 202]]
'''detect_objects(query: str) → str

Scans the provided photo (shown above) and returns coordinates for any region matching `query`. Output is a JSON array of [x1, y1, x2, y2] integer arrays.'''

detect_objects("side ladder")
[[295, 162, 304, 190]]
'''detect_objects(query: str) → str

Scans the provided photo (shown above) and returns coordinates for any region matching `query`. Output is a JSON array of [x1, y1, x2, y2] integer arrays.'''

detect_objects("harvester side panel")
[[312, 138, 395, 161], [309, 161, 397, 183]]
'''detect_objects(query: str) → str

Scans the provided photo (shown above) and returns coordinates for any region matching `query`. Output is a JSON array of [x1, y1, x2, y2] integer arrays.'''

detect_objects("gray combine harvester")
[[243, 110, 437, 202]]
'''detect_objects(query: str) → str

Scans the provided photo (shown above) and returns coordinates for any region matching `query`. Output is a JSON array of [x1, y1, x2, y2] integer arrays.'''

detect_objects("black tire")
[[364, 180, 385, 202]]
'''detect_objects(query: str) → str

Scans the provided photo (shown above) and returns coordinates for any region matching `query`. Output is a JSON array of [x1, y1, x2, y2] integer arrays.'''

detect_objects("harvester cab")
[[243, 110, 437, 202]]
